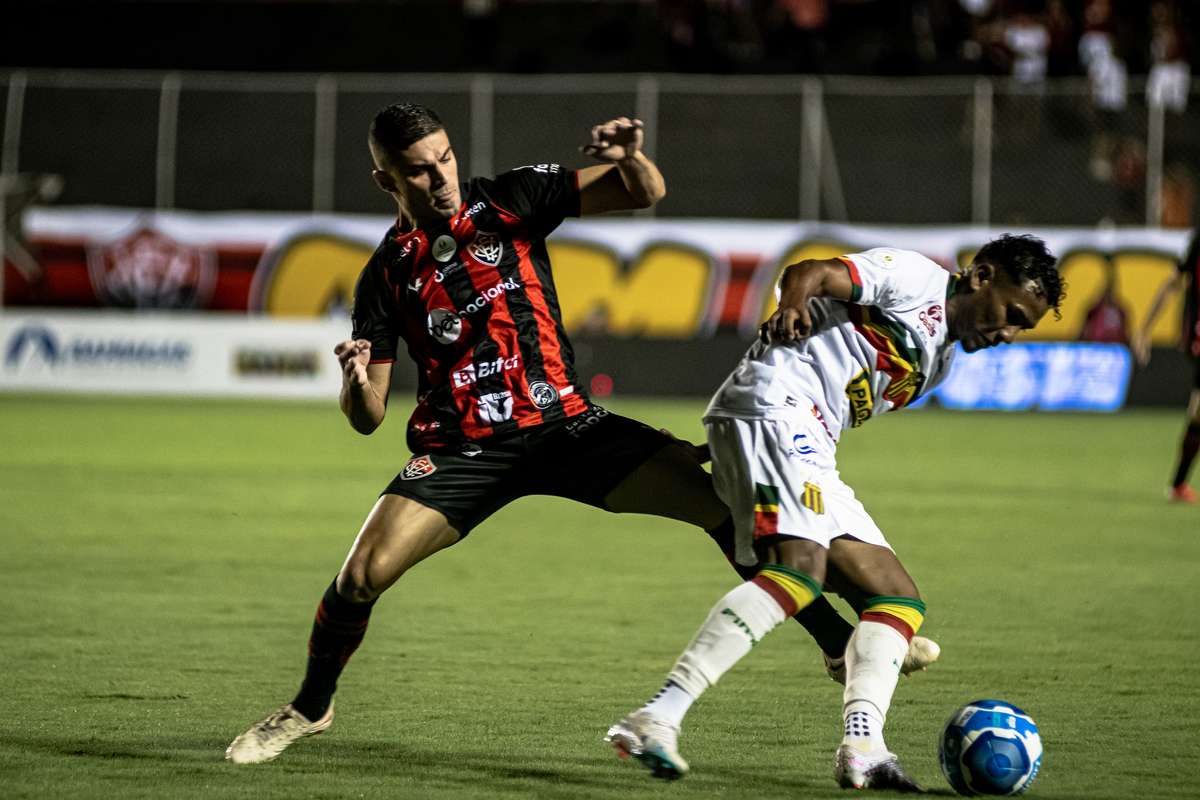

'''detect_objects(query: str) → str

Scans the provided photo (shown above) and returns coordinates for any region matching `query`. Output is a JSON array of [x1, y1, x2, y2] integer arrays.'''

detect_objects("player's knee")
[[337, 559, 383, 604], [773, 539, 827, 585]]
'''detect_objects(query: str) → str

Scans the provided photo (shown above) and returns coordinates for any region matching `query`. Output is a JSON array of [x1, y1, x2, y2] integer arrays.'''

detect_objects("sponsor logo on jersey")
[[463, 277, 521, 315], [467, 232, 503, 266], [477, 391, 514, 424], [400, 454, 437, 480], [528, 380, 559, 409], [463, 201, 486, 219], [918, 304, 943, 338], [461, 443, 483, 457], [565, 405, 609, 438], [845, 368, 874, 428], [787, 433, 817, 457], [432, 235, 457, 263], [427, 308, 463, 344], [452, 354, 521, 388], [519, 163, 561, 175]]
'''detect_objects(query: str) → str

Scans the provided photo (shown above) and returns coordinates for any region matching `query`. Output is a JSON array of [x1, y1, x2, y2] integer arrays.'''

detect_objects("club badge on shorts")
[[401, 455, 437, 480]]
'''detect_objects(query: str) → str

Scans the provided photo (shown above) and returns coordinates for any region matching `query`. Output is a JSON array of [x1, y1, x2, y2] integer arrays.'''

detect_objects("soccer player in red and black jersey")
[[1133, 228, 1200, 503], [225, 103, 931, 764]]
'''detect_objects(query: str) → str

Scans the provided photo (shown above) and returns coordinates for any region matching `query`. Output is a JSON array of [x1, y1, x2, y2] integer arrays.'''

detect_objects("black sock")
[[291, 579, 376, 722], [792, 595, 855, 659], [1172, 422, 1200, 488]]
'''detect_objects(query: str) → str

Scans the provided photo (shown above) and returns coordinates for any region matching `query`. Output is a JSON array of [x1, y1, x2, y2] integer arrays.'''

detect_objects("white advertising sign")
[[0, 312, 352, 398]]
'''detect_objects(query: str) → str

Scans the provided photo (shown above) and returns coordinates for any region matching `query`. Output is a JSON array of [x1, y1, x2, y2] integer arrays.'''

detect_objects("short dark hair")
[[369, 102, 444, 159], [975, 234, 1065, 318]]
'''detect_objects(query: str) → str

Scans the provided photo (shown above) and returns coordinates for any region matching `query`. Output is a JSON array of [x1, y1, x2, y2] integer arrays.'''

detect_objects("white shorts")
[[705, 413, 891, 567]]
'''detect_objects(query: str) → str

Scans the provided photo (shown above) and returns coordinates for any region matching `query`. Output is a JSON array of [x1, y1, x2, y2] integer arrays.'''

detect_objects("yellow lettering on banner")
[[1106, 251, 1180, 346], [758, 240, 850, 325], [259, 235, 372, 316], [548, 240, 711, 336], [1018, 250, 1181, 344]]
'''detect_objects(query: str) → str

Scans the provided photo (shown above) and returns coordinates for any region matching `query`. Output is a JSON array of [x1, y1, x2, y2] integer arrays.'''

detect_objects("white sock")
[[842, 620, 909, 753], [664, 581, 789, 701], [640, 681, 694, 728]]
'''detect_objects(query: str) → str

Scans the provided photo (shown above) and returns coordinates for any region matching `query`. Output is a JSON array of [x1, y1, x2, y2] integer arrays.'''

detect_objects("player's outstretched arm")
[[335, 339, 391, 434], [761, 258, 856, 344], [1132, 272, 1189, 365], [577, 117, 666, 214]]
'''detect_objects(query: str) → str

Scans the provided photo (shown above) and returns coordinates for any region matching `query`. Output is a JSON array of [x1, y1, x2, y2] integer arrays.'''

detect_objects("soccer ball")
[[939, 699, 1042, 796]]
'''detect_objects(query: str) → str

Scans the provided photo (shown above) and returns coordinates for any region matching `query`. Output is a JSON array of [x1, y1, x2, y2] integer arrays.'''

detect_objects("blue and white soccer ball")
[[939, 699, 1042, 796]]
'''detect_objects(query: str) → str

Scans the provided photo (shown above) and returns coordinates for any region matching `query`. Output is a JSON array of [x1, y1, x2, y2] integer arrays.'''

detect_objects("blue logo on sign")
[[5, 325, 60, 366], [4, 324, 191, 368]]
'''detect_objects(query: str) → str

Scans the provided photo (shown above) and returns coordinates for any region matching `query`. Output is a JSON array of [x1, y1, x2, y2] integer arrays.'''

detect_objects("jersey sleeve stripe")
[[837, 256, 864, 302]]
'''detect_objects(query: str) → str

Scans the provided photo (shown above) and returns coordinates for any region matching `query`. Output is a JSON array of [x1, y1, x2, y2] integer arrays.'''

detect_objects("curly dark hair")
[[369, 102, 444, 161], [974, 234, 1065, 319]]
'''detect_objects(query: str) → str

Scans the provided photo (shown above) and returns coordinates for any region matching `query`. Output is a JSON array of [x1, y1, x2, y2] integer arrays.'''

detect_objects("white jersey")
[[705, 247, 957, 442]]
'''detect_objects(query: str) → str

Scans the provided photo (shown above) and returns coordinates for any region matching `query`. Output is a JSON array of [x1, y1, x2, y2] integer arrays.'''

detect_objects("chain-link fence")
[[2, 70, 1197, 225]]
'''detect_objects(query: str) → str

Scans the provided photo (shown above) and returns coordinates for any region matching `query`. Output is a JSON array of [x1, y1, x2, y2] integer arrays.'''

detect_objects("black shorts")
[[383, 406, 671, 534]]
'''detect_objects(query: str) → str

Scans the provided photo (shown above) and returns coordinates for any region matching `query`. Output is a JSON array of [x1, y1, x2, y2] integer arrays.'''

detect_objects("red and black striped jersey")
[[351, 164, 591, 451], [1180, 229, 1200, 357]]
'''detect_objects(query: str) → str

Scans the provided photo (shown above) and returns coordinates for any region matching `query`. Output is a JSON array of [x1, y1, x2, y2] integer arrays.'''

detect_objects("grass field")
[[1, 393, 1198, 799]]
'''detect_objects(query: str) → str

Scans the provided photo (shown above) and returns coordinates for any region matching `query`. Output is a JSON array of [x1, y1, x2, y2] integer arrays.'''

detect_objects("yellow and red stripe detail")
[[752, 564, 821, 617], [861, 596, 926, 641]]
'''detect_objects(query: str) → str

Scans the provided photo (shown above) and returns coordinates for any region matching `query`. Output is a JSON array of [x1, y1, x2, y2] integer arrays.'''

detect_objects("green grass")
[[1, 394, 1197, 799]]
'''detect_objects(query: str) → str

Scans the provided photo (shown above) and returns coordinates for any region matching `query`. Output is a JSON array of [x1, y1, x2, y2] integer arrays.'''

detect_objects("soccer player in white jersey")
[[608, 235, 1063, 790]]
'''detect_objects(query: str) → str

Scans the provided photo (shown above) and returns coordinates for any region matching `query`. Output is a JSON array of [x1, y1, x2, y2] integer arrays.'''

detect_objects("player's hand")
[[1131, 332, 1152, 366], [335, 339, 372, 388], [581, 117, 644, 162], [760, 303, 814, 344], [659, 428, 711, 464]]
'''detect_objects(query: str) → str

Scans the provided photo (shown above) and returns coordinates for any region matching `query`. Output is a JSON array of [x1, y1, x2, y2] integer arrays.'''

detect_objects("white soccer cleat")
[[605, 710, 689, 780], [834, 744, 924, 792], [902, 636, 940, 675], [823, 636, 940, 685], [224, 702, 334, 764]]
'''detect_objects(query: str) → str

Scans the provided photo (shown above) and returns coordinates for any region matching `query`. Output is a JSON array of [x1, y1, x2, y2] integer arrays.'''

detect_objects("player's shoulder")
[[848, 247, 940, 272], [357, 224, 413, 285]]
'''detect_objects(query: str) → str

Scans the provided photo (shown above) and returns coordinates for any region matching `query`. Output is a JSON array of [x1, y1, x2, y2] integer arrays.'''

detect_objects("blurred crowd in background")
[[645, 0, 1194, 79], [3, 1, 1194, 80], [1, 0, 1196, 230]]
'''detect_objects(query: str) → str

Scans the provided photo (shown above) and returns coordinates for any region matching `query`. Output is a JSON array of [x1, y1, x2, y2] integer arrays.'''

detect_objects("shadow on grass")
[[1, 732, 831, 794]]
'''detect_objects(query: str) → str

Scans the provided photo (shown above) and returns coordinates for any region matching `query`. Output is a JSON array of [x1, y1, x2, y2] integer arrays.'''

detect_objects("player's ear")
[[969, 262, 995, 290], [372, 169, 396, 193]]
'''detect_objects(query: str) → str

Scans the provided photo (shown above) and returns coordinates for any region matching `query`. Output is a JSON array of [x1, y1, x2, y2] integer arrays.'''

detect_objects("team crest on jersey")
[[400, 455, 437, 480], [467, 232, 503, 266], [528, 381, 559, 409], [432, 235, 457, 263]]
